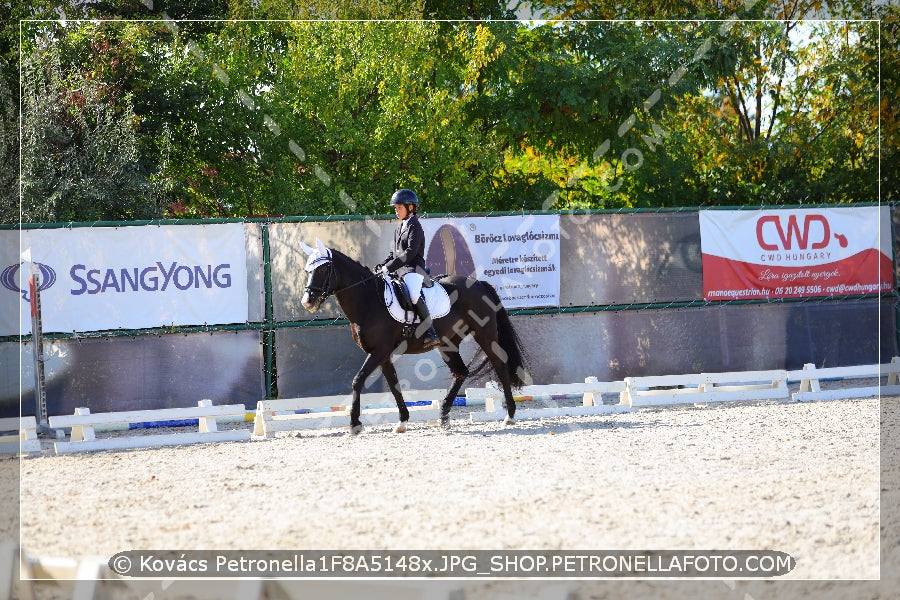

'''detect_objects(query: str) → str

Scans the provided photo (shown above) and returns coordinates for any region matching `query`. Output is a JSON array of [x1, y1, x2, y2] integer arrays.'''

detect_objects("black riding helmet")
[[389, 189, 418, 205]]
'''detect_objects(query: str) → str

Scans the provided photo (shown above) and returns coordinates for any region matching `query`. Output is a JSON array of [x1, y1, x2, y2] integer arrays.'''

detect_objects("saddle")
[[390, 278, 416, 312], [381, 274, 451, 325]]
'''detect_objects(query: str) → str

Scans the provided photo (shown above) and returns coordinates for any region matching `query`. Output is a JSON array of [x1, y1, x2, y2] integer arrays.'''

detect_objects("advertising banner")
[[421, 215, 561, 308], [700, 207, 893, 301], [4, 224, 248, 335]]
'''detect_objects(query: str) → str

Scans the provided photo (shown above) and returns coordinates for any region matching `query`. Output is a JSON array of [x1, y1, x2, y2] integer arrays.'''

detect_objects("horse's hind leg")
[[381, 360, 410, 433], [438, 350, 469, 426], [474, 332, 517, 425]]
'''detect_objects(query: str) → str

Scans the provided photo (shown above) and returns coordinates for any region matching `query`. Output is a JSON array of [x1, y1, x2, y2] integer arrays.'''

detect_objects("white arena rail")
[[788, 357, 900, 402], [621, 369, 790, 407], [6, 544, 113, 600], [48, 400, 250, 454], [0, 416, 41, 456], [253, 389, 446, 437], [16, 360, 894, 455], [467, 377, 632, 422]]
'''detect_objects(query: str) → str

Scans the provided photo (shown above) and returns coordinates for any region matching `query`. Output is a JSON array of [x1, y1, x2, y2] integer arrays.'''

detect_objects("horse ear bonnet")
[[303, 239, 332, 272]]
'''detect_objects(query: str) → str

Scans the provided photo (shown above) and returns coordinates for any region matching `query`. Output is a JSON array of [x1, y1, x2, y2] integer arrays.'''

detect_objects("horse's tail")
[[477, 281, 530, 389]]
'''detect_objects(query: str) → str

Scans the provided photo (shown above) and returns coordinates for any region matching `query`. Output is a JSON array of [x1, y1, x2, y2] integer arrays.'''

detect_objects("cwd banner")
[[3, 224, 248, 336], [421, 215, 561, 308], [700, 206, 893, 301]]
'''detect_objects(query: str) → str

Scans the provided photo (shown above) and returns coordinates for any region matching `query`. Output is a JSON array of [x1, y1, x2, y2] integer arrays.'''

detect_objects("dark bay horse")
[[299, 239, 529, 434]]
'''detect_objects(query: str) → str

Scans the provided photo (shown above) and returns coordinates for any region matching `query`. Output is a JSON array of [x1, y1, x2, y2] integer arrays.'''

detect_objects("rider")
[[375, 189, 440, 350]]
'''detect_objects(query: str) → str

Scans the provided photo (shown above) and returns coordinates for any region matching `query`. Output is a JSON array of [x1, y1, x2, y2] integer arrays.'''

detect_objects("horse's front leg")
[[380, 360, 410, 433], [437, 350, 469, 426], [350, 353, 387, 434]]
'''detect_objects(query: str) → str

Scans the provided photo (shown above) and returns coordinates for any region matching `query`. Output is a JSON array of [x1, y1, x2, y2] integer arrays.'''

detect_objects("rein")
[[305, 258, 379, 300], [333, 272, 379, 295]]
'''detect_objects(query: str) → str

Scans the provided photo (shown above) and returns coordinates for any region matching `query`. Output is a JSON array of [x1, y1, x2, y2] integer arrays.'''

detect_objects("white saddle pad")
[[383, 277, 452, 324]]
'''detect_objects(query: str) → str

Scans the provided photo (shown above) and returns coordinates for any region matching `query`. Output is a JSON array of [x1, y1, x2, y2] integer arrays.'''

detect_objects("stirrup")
[[421, 329, 441, 350]]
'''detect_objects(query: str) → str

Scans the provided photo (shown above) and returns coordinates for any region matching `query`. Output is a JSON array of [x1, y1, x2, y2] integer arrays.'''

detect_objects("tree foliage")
[[4, 0, 895, 223], [21, 27, 163, 222], [629, 20, 879, 206], [881, 4, 900, 204]]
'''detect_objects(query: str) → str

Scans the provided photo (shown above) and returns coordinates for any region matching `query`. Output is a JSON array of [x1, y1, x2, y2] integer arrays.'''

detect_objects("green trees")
[[21, 24, 163, 222], [618, 19, 880, 207], [880, 4, 900, 204], [5, 0, 894, 224], [0, 70, 14, 224]]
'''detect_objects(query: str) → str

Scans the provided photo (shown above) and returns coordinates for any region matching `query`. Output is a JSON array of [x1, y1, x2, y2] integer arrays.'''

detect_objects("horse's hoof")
[[349, 424, 363, 435], [503, 416, 516, 426], [394, 422, 408, 433], [440, 415, 451, 428]]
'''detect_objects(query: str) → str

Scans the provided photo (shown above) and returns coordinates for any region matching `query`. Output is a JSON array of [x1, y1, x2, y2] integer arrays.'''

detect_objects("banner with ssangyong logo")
[[700, 207, 893, 300], [421, 215, 561, 309], [3, 224, 248, 335]]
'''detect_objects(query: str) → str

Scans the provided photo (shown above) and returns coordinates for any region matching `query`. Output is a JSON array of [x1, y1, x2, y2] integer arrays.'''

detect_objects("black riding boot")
[[413, 296, 441, 350]]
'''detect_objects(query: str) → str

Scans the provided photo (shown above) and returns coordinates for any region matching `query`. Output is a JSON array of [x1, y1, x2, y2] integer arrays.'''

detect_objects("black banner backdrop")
[[5, 330, 264, 417], [274, 297, 894, 398]]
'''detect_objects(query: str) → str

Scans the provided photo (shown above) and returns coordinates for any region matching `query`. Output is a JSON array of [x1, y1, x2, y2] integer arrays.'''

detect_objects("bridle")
[[304, 257, 378, 301], [304, 259, 336, 301]]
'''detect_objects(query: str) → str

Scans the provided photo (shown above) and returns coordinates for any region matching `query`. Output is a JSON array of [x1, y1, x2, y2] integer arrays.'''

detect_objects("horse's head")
[[300, 238, 334, 312]]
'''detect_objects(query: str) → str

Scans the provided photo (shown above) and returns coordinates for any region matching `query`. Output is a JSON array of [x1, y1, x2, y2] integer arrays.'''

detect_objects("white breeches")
[[403, 272, 424, 301]]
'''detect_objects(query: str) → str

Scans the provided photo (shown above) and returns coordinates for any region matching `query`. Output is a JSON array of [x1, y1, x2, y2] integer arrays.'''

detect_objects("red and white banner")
[[4, 224, 249, 335], [700, 207, 893, 301]]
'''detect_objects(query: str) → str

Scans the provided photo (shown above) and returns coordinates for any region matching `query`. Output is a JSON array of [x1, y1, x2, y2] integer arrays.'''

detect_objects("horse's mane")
[[329, 247, 372, 276]]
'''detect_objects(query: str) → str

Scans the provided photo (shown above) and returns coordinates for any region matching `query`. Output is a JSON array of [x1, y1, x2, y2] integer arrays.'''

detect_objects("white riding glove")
[[380, 265, 390, 277]]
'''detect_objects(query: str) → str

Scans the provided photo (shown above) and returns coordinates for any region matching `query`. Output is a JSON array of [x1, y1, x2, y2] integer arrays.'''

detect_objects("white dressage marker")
[[14, 545, 112, 600], [0, 416, 41, 455]]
